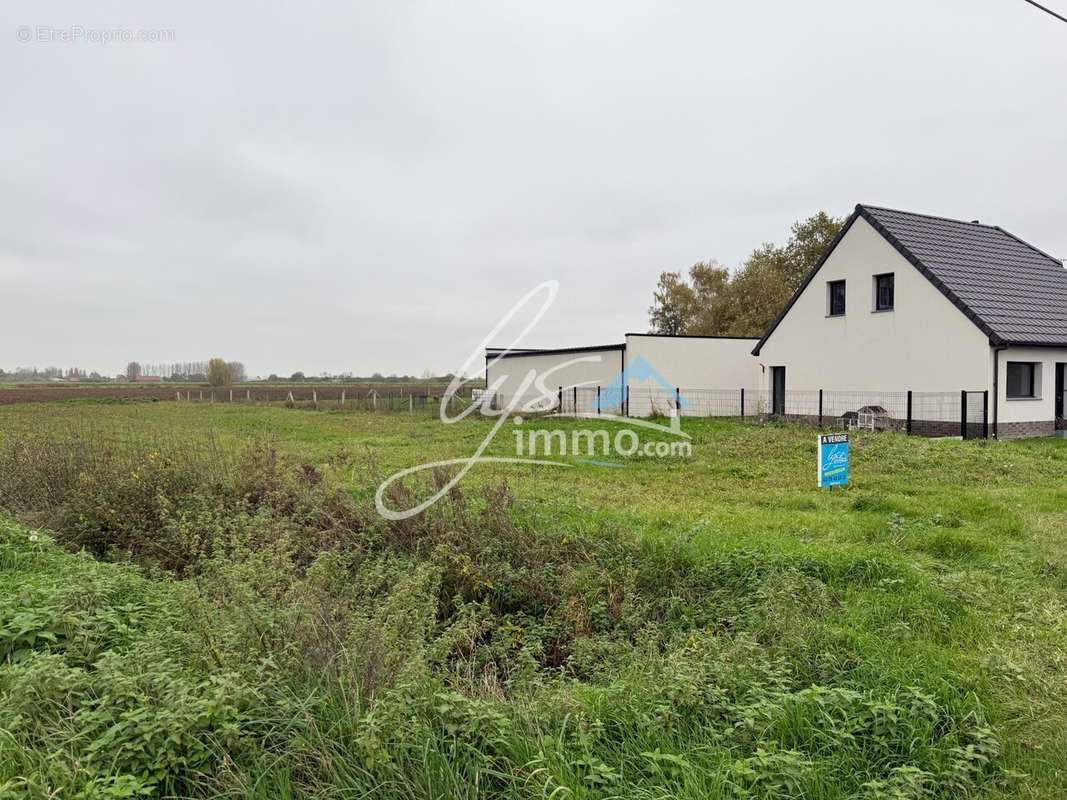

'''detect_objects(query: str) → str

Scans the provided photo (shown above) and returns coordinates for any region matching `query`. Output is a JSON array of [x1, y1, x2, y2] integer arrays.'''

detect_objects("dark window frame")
[[874, 273, 894, 311], [1006, 361, 1037, 399], [827, 280, 846, 317]]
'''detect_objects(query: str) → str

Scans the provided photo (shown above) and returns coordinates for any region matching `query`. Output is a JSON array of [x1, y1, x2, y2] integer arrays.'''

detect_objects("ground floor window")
[[1006, 361, 1038, 399]]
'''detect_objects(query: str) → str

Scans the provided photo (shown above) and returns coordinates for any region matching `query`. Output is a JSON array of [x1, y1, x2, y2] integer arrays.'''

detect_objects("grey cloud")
[[1, 0, 1064, 376]]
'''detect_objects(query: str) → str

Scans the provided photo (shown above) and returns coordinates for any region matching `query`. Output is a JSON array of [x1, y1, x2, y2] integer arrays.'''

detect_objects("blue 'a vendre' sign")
[[817, 433, 849, 488]]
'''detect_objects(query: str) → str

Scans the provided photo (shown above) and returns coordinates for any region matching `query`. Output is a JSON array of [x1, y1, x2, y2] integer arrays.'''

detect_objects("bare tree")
[[226, 361, 247, 384], [125, 361, 142, 381]]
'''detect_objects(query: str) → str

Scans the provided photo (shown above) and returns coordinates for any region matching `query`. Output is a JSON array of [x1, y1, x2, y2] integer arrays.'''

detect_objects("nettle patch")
[[0, 521, 254, 797]]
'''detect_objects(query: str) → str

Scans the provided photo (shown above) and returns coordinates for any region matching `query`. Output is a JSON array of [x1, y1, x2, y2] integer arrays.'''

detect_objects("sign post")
[[817, 433, 849, 488]]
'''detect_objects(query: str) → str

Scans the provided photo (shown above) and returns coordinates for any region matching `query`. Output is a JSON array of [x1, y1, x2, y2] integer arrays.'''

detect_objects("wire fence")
[[486, 386, 994, 438], [175, 383, 1000, 438], [176, 387, 469, 414]]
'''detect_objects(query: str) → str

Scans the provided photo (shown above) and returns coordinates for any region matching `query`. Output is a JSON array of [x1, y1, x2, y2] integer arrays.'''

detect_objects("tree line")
[[0, 367, 108, 381], [123, 359, 247, 385], [136, 362, 214, 379], [1, 364, 460, 385], [648, 211, 843, 337]]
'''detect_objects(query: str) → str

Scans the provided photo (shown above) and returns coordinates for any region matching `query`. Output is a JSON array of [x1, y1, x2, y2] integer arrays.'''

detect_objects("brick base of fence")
[[708, 414, 1050, 440], [910, 420, 966, 438], [769, 415, 981, 438]]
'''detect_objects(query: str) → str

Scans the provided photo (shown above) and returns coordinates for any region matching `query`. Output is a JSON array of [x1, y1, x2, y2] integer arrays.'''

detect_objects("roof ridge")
[[862, 203, 1065, 269], [858, 203, 1001, 230]]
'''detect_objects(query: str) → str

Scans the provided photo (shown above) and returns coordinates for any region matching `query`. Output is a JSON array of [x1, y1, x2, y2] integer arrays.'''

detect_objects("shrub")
[[0, 520, 252, 797]]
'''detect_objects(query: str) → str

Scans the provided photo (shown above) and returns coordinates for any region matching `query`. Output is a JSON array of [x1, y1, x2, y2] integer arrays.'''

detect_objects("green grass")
[[1, 400, 1066, 798]]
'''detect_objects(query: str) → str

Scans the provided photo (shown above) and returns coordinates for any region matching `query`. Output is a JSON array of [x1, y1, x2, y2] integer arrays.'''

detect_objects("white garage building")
[[485, 333, 760, 417]]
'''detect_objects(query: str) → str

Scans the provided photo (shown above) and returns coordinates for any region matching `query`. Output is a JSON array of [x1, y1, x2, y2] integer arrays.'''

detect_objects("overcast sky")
[[2, 1, 1064, 377]]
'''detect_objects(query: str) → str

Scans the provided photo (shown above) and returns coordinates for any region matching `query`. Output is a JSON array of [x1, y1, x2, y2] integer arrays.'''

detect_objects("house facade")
[[752, 205, 1067, 438]]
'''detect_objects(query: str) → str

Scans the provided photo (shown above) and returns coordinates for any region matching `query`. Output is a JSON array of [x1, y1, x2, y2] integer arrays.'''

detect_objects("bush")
[[0, 520, 252, 797]]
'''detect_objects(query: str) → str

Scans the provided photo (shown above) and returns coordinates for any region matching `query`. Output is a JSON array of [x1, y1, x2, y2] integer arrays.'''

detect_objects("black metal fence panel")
[[487, 386, 991, 439]]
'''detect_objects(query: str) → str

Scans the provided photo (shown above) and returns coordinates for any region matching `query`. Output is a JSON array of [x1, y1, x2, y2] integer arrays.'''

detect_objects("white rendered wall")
[[624, 335, 759, 389], [485, 348, 624, 412], [624, 335, 760, 417]]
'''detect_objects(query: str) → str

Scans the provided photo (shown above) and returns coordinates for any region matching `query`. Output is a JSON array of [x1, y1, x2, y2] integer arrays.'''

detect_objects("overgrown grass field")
[[1, 400, 1065, 798]]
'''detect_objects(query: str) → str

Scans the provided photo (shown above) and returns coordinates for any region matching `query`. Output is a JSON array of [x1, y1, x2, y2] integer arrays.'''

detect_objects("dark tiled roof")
[[752, 204, 1067, 355], [859, 205, 1067, 347]]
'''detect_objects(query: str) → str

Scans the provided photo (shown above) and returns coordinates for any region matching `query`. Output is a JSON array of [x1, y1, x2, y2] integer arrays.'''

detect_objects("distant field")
[[1, 400, 1066, 798], [0, 381, 452, 405]]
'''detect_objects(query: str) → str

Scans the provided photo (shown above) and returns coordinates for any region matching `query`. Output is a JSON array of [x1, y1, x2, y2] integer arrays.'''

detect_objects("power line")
[[1021, 0, 1067, 24]]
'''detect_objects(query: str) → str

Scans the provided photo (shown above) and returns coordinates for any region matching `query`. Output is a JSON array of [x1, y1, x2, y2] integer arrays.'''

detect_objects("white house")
[[751, 204, 1067, 438], [486, 333, 760, 417]]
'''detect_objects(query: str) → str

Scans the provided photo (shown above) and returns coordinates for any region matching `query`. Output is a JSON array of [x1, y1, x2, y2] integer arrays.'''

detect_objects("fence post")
[[409, 394, 413, 414], [818, 389, 823, 428], [740, 388, 745, 419], [313, 389, 318, 409], [210, 391, 215, 403], [199, 390, 203, 401], [982, 390, 989, 439], [625, 386, 630, 417], [573, 386, 578, 414], [675, 387, 681, 415], [229, 389, 233, 403], [176, 391, 180, 402], [906, 390, 913, 435], [341, 389, 345, 406], [557, 386, 563, 414], [960, 390, 967, 439], [597, 386, 601, 415]]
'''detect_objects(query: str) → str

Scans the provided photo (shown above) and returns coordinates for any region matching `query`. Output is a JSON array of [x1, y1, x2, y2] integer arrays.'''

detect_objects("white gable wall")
[[757, 217, 990, 395]]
